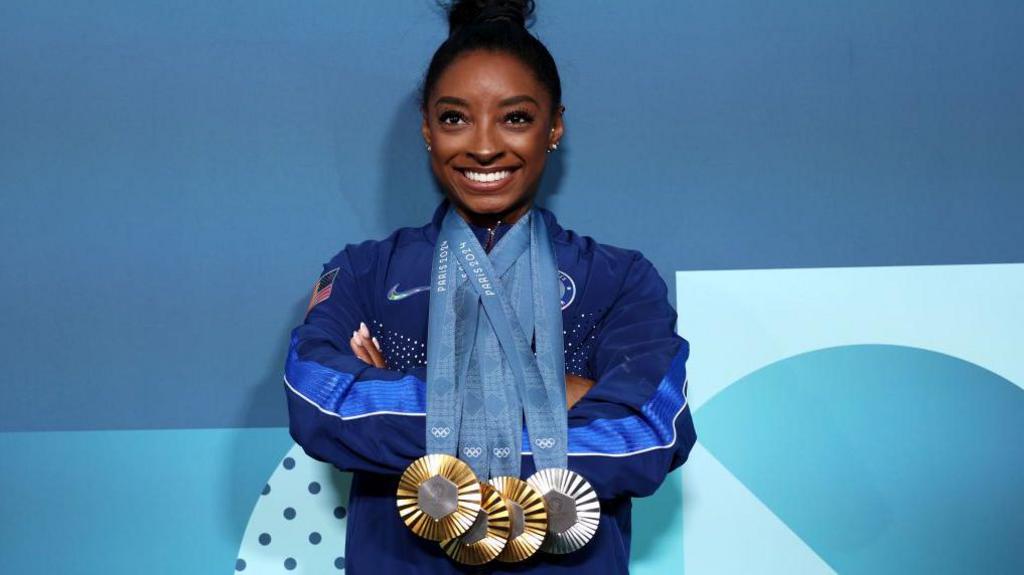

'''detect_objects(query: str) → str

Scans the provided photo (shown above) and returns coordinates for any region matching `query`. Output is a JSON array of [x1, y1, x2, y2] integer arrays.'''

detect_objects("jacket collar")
[[425, 198, 564, 246]]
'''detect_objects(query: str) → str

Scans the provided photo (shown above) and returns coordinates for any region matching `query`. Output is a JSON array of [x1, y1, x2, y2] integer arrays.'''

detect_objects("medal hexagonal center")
[[544, 490, 578, 534], [418, 475, 459, 520], [461, 509, 490, 545], [508, 501, 526, 539]]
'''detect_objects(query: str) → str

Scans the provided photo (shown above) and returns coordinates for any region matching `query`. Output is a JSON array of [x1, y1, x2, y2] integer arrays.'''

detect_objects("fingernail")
[[352, 331, 363, 347], [359, 322, 370, 338], [371, 336, 380, 350]]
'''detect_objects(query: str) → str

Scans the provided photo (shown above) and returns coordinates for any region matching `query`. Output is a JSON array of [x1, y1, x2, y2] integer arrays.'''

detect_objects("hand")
[[350, 322, 387, 368], [565, 374, 595, 410]]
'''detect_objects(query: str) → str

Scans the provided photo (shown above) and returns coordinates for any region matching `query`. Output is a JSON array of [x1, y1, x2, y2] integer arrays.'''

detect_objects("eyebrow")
[[433, 94, 540, 108], [498, 95, 540, 107]]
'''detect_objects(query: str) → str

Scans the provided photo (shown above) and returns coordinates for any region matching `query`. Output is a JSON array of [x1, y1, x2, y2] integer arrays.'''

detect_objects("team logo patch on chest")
[[307, 267, 339, 313], [559, 270, 576, 310]]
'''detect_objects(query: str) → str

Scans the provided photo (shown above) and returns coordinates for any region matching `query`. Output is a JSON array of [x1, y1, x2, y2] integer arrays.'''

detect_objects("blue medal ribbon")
[[426, 206, 567, 479]]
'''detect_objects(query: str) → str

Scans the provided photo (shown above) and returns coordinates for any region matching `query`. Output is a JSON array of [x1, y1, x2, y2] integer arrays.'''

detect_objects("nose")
[[466, 122, 504, 165]]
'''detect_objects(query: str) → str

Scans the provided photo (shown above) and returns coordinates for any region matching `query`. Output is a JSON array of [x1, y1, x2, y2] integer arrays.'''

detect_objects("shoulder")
[[542, 205, 646, 264], [549, 214, 660, 293]]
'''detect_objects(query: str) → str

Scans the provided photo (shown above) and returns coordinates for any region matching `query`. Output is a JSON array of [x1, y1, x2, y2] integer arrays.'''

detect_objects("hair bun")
[[447, 0, 535, 36]]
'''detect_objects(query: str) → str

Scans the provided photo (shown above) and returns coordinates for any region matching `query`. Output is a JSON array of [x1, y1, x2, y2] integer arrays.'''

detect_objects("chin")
[[453, 191, 525, 218], [464, 197, 515, 214]]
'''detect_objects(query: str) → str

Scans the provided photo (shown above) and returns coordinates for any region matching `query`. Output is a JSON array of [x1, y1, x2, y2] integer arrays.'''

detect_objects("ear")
[[549, 104, 565, 148], [420, 110, 431, 149]]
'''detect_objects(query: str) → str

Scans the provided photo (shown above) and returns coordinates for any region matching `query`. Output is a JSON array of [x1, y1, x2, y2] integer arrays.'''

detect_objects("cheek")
[[429, 134, 471, 164], [426, 154, 450, 186], [511, 132, 550, 160]]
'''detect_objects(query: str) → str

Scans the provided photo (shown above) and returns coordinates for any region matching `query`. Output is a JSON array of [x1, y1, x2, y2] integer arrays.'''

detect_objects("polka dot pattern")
[[371, 309, 606, 379], [370, 319, 427, 371], [564, 309, 604, 379], [235, 446, 351, 573]]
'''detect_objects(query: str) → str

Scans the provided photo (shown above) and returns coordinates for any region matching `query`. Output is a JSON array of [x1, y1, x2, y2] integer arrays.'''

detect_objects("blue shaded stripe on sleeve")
[[284, 336, 688, 457]]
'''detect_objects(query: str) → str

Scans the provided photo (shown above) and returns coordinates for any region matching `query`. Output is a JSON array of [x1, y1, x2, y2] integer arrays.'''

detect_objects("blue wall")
[[1, 1, 1021, 573], [2, 0, 1021, 432]]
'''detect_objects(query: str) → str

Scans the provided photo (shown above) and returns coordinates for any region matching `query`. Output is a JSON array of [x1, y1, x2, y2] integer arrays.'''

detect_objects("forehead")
[[432, 50, 549, 107]]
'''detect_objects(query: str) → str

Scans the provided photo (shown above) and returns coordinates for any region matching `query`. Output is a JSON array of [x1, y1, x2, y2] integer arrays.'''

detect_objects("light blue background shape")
[[697, 345, 1024, 574], [235, 446, 351, 574], [676, 264, 1024, 574]]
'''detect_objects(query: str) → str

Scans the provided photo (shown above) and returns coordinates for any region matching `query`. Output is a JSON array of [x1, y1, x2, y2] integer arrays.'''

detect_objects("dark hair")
[[421, 0, 562, 114]]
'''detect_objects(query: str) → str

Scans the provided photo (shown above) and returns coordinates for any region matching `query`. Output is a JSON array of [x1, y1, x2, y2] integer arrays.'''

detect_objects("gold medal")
[[526, 468, 600, 554], [440, 483, 511, 565], [489, 475, 548, 563], [397, 454, 482, 541]]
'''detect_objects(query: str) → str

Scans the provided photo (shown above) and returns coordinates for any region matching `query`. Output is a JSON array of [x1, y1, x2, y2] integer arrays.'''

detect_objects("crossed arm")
[[285, 248, 695, 499], [347, 320, 596, 410]]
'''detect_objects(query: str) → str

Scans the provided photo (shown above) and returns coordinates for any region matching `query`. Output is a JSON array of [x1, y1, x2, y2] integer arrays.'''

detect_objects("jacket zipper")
[[484, 220, 501, 253]]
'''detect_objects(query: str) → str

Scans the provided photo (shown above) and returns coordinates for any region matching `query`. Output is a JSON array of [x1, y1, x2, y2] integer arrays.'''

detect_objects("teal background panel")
[[630, 469, 684, 574], [0, 428, 293, 574]]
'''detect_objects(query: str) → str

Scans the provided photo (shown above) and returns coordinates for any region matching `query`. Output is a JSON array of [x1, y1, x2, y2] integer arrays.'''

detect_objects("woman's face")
[[422, 50, 564, 226]]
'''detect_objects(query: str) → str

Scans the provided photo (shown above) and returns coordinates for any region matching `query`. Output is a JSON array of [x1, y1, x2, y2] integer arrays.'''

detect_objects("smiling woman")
[[283, 1, 696, 573]]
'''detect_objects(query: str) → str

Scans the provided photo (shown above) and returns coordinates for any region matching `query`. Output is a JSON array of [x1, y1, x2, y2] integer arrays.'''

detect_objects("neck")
[[453, 200, 532, 229]]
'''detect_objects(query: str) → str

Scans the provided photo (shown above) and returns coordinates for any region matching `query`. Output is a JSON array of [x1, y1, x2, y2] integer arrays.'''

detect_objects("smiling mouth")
[[455, 167, 521, 190]]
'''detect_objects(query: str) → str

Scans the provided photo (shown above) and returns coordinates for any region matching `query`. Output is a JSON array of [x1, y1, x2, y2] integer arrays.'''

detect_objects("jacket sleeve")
[[284, 248, 426, 475], [563, 253, 696, 500]]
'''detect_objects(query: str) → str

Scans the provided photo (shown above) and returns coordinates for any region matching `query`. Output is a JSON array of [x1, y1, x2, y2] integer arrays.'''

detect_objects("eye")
[[438, 110, 467, 125], [504, 109, 535, 126]]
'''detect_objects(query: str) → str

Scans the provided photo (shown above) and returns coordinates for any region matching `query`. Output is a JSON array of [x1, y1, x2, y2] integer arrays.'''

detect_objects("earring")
[[425, 143, 432, 152], [547, 142, 559, 153]]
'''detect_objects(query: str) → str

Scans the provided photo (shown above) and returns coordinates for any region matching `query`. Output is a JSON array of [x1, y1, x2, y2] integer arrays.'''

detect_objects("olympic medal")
[[397, 454, 482, 541], [489, 475, 548, 563], [526, 468, 600, 554], [440, 483, 511, 565]]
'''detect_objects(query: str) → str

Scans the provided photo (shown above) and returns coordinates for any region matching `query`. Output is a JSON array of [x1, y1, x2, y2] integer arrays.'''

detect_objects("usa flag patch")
[[307, 267, 339, 313]]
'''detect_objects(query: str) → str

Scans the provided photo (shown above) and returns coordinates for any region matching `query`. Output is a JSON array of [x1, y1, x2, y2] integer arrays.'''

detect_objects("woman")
[[285, 1, 696, 572]]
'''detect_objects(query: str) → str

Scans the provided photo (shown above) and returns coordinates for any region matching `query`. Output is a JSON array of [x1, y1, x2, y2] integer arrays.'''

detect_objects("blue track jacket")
[[284, 200, 696, 574]]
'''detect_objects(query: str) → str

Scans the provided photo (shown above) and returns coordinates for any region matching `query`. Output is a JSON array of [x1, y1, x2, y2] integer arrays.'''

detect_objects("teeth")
[[463, 170, 511, 183]]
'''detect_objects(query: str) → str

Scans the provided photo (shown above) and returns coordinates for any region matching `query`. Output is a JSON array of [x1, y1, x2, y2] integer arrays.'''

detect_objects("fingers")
[[364, 335, 386, 368], [351, 322, 387, 368], [565, 374, 596, 410], [350, 332, 373, 364]]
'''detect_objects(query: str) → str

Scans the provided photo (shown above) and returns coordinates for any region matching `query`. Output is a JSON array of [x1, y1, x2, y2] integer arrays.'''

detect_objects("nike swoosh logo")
[[387, 283, 430, 302]]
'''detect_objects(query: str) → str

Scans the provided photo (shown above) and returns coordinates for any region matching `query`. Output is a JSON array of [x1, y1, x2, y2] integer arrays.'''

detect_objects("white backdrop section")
[[675, 263, 1024, 574]]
